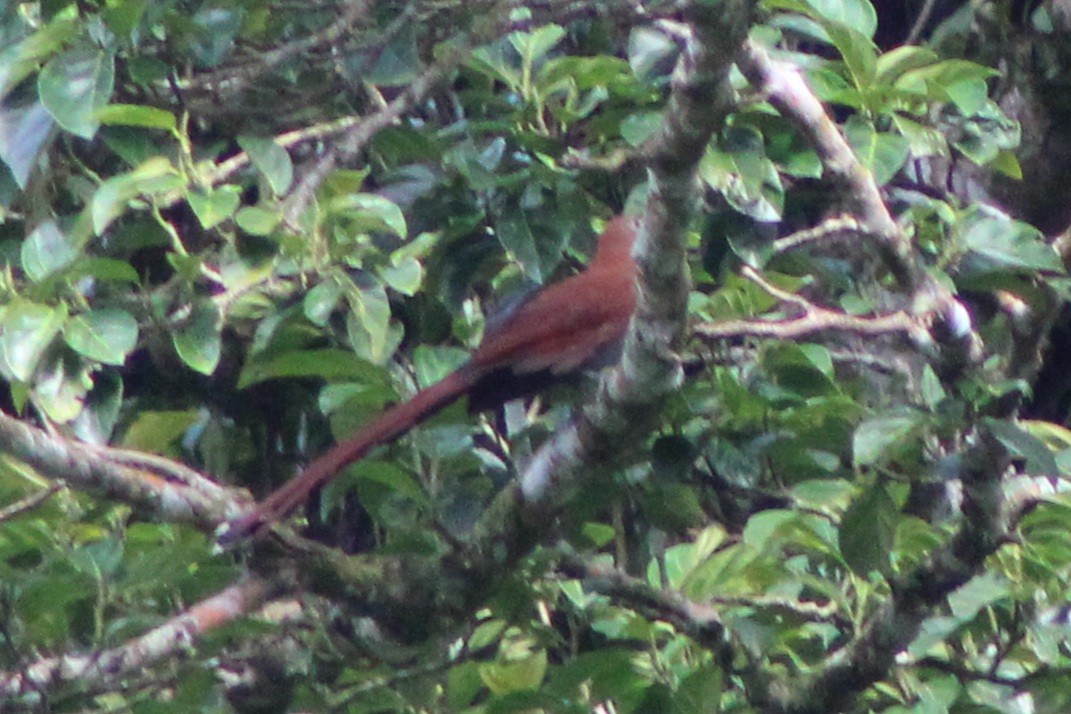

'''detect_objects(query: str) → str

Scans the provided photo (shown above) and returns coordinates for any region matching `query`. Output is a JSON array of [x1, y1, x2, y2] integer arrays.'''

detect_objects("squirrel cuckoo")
[[220, 215, 639, 543]]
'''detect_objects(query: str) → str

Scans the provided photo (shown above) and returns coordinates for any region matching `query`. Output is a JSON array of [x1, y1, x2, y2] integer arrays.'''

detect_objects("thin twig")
[[0, 483, 64, 522], [0, 575, 282, 701]]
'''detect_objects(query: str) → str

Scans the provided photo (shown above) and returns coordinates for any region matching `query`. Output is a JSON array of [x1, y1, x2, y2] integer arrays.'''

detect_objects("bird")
[[219, 215, 640, 543]]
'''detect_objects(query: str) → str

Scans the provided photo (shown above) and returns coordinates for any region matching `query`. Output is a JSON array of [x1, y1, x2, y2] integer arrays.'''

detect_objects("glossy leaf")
[[38, 48, 115, 139], [329, 193, 407, 238], [0, 99, 55, 188], [958, 209, 1063, 273], [379, 256, 423, 296], [0, 302, 66, 382], [21, 219, 78, 281], [172, 301, 222, 375], [64, 309, 139, 365], [238, 135, 293, 195]]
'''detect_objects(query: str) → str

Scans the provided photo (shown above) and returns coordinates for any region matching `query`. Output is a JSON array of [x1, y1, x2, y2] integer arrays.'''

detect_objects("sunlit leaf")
[[96, 103, 176, 130]]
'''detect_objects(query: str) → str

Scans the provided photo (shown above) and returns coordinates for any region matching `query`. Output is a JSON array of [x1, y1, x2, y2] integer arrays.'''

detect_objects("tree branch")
[[0, 411, 242, 529], [0, 575, 280, 702], [737, 42, 981, 372]]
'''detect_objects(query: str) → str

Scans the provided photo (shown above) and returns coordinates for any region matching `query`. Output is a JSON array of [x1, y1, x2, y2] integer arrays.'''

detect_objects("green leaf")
[[765, 0, 877, 38], [342, 460, 428, 504], [186, 4, 243, 67], [875, 45, 939, 84], [187, 185, 241, 230], [1022, 420, 1071, 454], [761, 341, 836, 393], [234, 206, 280, 235], [479, 649, 547, 695], [701, 130, 785, 222], [413, 345, 469, 387], [646, 483, 706, 530], [805, 0, 877, 36], [580, 522, 616, 548], [895, 59, 999, 112], [620, 112, 662, 147], [72, 371, 123, 444], [346, 284, 396, 364], [101, 0, 149, 38], [172, 301, 222, 375], [365, 22, 421, 87], [839, 482, 897, 576], [0, 99, 55, 189], [845, 117, 909, 186], [33, 351, 92, 423], [825, 24, 877, 88], [958, 209, 1063, 273], [0, 16, 80, 96], [96, 103, 176, 130], [853, 411, 923, 468], [990, 149, 1022, 179], [303, 280, 344, 327], [21, 220, 78, 281], [38, 48, 115, 139], [510, 24, 565, 66], [947, 571, 1010, 621], [64, 309, 139, 365], [952, 100, 1020, 167], [328, 193, 407, 238], [891, 115, 949, 159], [238, 135, 293, 195], [67, 258, 140, 285], [628, 26, 678, 80], [540, 55, 630, 91], [238, 349, 378, 389], [741, 509, 839, 561], [379, 256, 423, 296], [920, 365, 946, 411], [0, 302, 66, 382], [469, 44, 521, 89], [91, 156, 182, 235], [985, 419, 1059, 476], [672, 665, 723, 714], [495, 209, 543, 282], [121, 410, 200, 452]]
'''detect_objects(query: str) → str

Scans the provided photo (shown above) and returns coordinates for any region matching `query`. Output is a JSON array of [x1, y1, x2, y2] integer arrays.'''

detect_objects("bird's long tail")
[[220, 365, 478, 543]]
